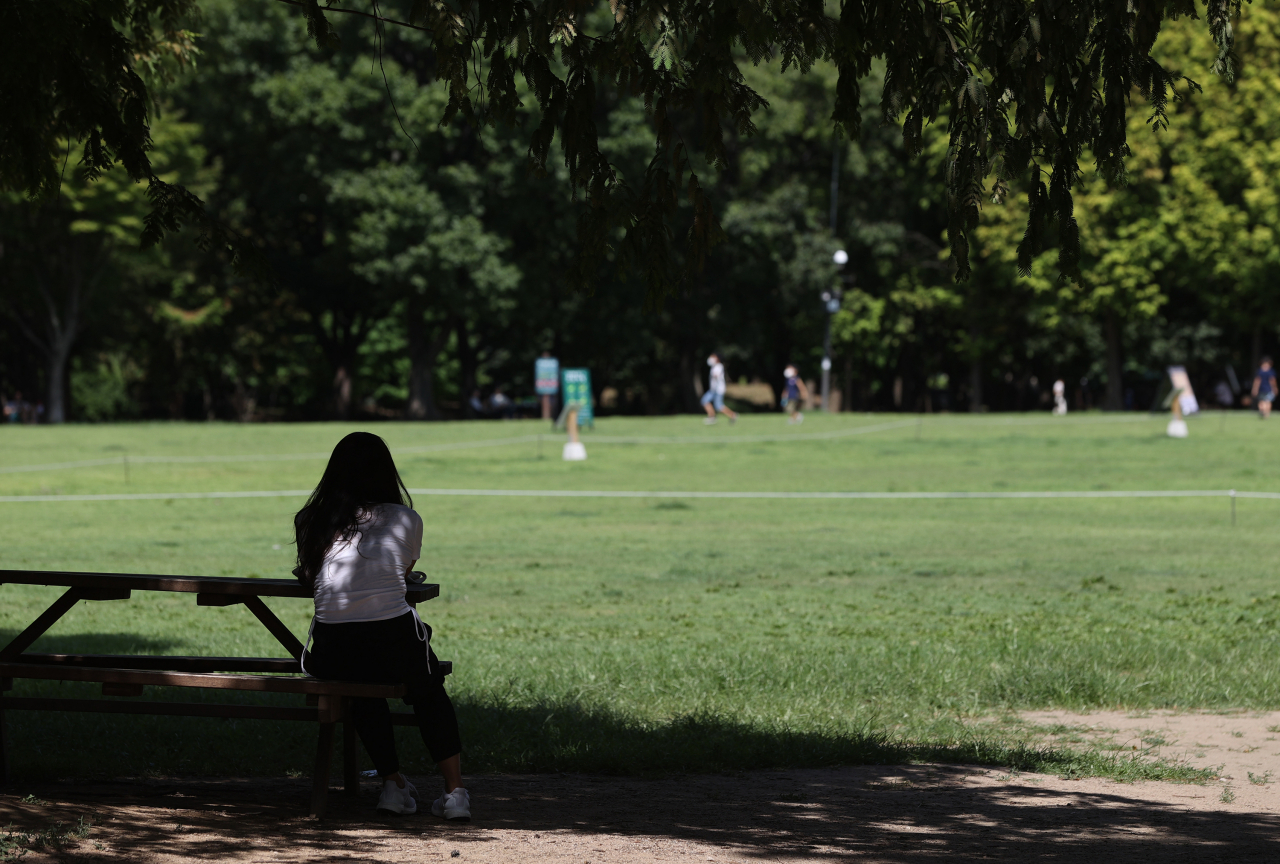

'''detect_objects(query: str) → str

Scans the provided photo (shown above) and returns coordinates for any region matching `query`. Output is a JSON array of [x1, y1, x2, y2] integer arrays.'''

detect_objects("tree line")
[[2, 2, 1276, 422]]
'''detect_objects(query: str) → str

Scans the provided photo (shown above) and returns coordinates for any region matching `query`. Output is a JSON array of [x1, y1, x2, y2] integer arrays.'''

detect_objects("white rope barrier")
[[0, 490, 315, 502], [413, 488, 1275, 500], [0, 488, 1270, 503]]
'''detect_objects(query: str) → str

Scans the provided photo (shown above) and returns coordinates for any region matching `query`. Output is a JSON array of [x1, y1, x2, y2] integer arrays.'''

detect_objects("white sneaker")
[[703, 417, 716, 425], [376, 778, 418, 815], [431, 787, 471, 822]]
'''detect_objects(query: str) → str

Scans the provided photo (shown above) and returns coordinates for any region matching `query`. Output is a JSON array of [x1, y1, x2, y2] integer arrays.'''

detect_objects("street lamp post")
[[821, 249, 848, 412]]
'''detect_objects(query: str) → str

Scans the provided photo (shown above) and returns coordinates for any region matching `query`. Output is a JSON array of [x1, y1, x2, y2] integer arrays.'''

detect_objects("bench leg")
[[0, 588, 81, 661], [311, 722, 334, 817], [0, 705, 8, 786], [343, 721, 359, 795]]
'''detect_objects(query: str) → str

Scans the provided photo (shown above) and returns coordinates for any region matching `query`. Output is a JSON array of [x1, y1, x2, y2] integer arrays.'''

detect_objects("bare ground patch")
[[3, 750, 1279, 863], [1012, 709, 1280, 812]]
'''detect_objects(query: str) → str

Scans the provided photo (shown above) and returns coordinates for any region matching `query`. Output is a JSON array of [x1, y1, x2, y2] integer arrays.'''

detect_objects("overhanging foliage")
[[0, 0, 1245, 294]]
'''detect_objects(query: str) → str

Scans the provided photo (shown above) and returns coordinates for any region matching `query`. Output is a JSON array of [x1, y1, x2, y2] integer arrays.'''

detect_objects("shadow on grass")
[[3, 685, 1209, 786], [1, 630, 181, 655], [454, 698, 1210, 783]]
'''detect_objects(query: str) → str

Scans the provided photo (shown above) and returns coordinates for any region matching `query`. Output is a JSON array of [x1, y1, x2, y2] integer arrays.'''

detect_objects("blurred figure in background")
[[700, 353, 737, 426], [1052, 379, 1068, 415], [1213, 380, 1234, 409], [1252, 357, 1276, 419], [782, 366, 808, 425], [489, 387, 515, 420], [5, 391, 28, 424]]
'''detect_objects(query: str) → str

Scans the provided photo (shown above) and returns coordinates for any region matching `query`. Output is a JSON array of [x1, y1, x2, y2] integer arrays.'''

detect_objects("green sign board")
[[561, 368, 594, 428]]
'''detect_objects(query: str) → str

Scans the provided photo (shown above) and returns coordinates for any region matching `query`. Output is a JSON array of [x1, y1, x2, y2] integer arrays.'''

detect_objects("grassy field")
[[1, 412, 1277, 782]]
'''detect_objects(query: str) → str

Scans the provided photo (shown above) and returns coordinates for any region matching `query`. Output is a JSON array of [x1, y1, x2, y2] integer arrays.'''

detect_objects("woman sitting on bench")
[[293, 431, 469, 820]]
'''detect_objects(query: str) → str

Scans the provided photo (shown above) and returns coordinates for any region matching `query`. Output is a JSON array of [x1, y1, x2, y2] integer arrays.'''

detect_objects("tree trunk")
[[968, 356, 983, 413], [45, 340, 70, 424], [168, 335, 185, 419], [406, 296, 443, 420], [679, 347, 701, 413], [966, 283, 985, 413], [7, 233, 101, 424], [1103, 311, 1124, 411], [842, 357, 854, 412], [331, 364, 353, 419], [43, 281, 80, 423], [456, 316, 478, 418], [310, 310, 366, 420], [231, 379, 256, 422]]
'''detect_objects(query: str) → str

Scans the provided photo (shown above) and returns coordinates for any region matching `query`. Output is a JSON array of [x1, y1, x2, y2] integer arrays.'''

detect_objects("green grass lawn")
[[0, 412, 1276, 782]]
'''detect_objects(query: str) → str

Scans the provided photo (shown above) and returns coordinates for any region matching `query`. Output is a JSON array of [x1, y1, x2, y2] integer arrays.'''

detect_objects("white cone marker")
[[562, 406, 587, 461]]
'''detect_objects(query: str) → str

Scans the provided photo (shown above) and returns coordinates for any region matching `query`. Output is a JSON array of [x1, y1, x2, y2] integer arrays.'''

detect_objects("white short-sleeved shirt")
[[312, 504, 422, 623], [709, 362, 727, 395]]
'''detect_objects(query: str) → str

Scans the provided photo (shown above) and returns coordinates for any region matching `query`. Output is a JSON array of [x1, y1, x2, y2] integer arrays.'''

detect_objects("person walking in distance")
[[701, 353, 738, 425], [1252, 357, 1277, 419], [782, 366, 809, 424], [1052, 379, 1068, 415]]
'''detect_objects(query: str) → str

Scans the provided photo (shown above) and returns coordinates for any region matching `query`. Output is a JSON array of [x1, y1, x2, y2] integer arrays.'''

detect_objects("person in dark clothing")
[[294, 432, 469, 820], [1252, 357, 1277, 419], [782, 365, 809, 424]]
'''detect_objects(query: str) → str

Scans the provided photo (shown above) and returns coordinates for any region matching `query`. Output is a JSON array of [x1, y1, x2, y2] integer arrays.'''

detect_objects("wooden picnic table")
[[0, 569, 448, 816]]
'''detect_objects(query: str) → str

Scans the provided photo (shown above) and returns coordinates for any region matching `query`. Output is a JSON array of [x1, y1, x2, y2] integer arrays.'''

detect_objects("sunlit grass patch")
[[0, 415, 1276, 781]]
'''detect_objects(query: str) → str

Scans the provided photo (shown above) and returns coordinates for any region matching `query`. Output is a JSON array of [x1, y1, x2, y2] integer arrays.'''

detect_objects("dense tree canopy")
[[3, 1, 1279, 423], [974, 1, 1280, 410], [0, 0, 1245, 295]]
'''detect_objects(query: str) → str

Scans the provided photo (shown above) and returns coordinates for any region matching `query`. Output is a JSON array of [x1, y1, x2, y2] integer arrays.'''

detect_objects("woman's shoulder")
[[371, 502, 422, 527]]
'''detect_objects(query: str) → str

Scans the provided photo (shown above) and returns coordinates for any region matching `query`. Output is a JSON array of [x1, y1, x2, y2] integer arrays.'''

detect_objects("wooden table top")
[[0, 569, 440, 602]]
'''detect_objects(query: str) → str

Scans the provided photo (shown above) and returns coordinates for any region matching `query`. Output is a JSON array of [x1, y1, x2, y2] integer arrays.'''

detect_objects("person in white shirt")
[[701, 353, 738, 425], [294, 432, 469, 821], [1052, 379, 1068, 415]]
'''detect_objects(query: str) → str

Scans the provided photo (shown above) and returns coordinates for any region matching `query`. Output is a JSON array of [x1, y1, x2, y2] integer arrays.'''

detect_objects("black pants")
[[304, 612, 462, 775]]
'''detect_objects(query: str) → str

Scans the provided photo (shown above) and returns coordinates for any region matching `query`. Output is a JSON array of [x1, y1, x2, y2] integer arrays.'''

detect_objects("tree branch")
[[268, 0, 431, 34]]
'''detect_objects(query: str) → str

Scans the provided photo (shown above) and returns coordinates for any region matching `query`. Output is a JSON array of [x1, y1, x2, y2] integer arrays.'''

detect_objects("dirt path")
[[4, 712, 1279, 862], [1018, 709, 1280, 812]]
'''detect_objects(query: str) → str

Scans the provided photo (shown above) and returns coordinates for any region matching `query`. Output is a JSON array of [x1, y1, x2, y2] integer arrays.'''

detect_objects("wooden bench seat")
[[0, 658, 451, 815]]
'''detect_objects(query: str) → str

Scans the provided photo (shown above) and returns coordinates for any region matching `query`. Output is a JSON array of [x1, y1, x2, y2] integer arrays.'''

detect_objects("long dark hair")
[[293, 432, 412, 586]]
